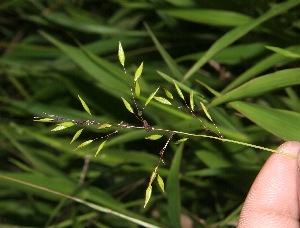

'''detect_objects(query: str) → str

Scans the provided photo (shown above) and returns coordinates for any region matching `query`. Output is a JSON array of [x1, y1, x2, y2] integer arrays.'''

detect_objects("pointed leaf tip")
[[164, 88, 173, 99], [149, 169, 158, 185], [121, 97, 134, 113], [78, 95, 92, 115], [200, 102, 213, 122], [118, 42, 125, 67], [145, 87, 160, 107], [190, 90, 194, 111], [173, 80, 185, 101], [74, 139, 93, 151], [95, 140, 107, 157], [135, 80, 140, 97], [97, 123, 112, 129], [145, 134, 163, 140], [154, 96, 172, 105], [70, 128, 83, 144], [134, 62, 143, 82], [157, 174, 165, 192], [144, 185, 152, 208], [34, 118, 53, 122], [175, 138, 189, 144], [51, 122, 75, 132], [51, 125, 68, 131]]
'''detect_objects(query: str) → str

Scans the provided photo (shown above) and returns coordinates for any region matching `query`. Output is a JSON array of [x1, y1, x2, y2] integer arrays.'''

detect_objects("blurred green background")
[[1, 0, 300, 227]]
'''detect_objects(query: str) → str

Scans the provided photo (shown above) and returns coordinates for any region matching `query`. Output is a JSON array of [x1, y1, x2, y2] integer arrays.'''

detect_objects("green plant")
[[1, 0, 300, 227], [35, 41, 299, 210]]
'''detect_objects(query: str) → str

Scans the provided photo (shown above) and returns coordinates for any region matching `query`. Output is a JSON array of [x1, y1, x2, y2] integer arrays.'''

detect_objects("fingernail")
[[276, 141, 300, 168], [291, 142, 300, 171]]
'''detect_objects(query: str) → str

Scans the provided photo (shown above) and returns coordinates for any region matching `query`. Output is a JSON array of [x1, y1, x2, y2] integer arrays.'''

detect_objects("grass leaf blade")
[[118, 41, 125, 67], [145, 135, 163, 140], [157, 174, 165, 193], [70, 128, 84, 144], [144, 185, 152, 208], [154, 96, 172, 105], [173, 80, 185, 101], [121, 97, 134, 114], [182, 0, 300, 81], [75, 140, 94, 151], [95, 140, 107, 157], [78, 95, 92, 115], [265, 45, 300, 58], [167, 143, 183, 228], [134, 62, 143, 81], [145, 87, 160, 107]]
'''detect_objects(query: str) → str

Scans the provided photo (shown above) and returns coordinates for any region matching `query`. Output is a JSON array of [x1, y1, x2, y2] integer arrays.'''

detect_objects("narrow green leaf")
[[178, 42, 265, 65], [173, 80, 185, 101], [135, 81, 140, 98], [211, 68, 300, 106], [167, 143, 183, 228], [163, 9, 252, 27], [34, 118, 53, 122], [145, 87, 160, 107], [95, 140, 107, 157], [40, 32, 126, 92], [74, 140, 94, 151], [190, 90, 194, 111], [121, 97, 134, 114], [51, 122, 75, 132], [200, 102, 223, 138], [266, 46, 300, 58], [157, 174, 165, 193], [134, 62, 143, 81], [200, 102, 213, 122], [59, 122, 75, 127], [223, 45, 300, 93], [0, 170, 160, 228], [164, 88, 173, 99], [195, 79, 221, 97], [174, 138, 189, 144], [144, 185, 152, 208], [162, 0, 195, 6], [149, 167, 158, 184], [144, 23, 182, 80], [230, 101, 300, 141], [154, 96, 172, 105], [182, 0, 300, 81], [51, 124, 70, 132], [118, 41, 125, 67], [70, 128, 84, 144], [145, 135, 163, 140], [98, 124, 112, 129], [78, 95, 92, 115]]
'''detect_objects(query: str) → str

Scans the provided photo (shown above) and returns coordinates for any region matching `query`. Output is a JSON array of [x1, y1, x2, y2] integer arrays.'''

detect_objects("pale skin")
[[238, 141, 300, 227]]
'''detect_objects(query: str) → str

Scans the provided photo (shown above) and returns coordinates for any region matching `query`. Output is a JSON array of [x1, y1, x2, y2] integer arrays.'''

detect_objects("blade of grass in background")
[[0, 174, 162, 228], [211, 68, 300, 106], [145, 23, 183, 80], [182, 0, 300, 81], [162, 9, 253, 27], [230, 101, 300, 141], [40, 31, 127, 93], [223, 45, 300, 92], [167, 144, 183, 228]]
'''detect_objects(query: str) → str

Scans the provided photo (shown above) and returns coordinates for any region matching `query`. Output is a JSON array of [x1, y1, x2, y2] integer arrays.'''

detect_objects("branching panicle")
[[35, 41, 228, 207]]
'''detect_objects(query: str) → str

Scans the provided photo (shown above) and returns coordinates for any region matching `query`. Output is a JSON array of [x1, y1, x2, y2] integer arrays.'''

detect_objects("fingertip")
[[238, 141, 300, 227], [276, 141, 300, 158]]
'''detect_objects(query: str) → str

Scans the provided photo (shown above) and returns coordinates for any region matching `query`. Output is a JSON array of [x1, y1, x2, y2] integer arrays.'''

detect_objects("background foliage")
[[1, 0, 300, 227]]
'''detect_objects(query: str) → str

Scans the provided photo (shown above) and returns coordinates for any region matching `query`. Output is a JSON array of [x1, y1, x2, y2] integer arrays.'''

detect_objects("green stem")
[[171, 130, 297, 158]]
